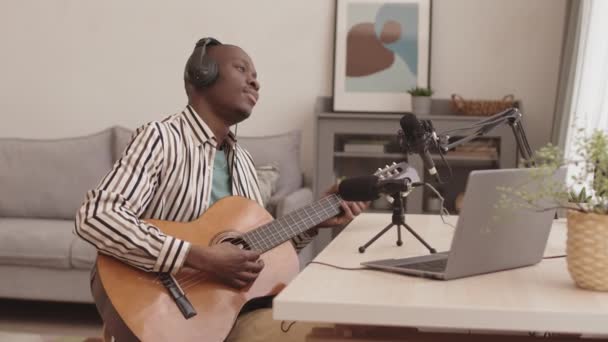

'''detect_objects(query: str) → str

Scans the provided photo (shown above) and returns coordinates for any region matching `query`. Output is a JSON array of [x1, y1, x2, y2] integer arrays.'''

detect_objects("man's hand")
[[185, 243, 264, 289], [317, 184, 370, 229]]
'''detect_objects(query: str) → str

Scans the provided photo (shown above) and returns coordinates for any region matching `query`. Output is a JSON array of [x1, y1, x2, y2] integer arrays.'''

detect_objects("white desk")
[[274, 214, 608, 337]]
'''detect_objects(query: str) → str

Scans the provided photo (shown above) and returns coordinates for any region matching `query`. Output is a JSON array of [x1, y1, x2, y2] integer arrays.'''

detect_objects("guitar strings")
[[175, 271, 203, 285], [151, 272, 204, 289], [172, 200, 340, 292], [180, 275, 209, 290], [175, 273, 198, 282], [237, 196, 339, 252], [249, 198, 337, 252], [170, 189, 413, 292]]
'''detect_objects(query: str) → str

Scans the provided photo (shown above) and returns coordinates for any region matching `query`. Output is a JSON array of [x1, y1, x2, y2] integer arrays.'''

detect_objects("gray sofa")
[[0, 127, 312, 303]]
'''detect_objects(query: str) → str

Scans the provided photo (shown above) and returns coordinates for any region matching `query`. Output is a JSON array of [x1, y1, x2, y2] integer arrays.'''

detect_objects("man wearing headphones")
[[75, 38, 368, 341]]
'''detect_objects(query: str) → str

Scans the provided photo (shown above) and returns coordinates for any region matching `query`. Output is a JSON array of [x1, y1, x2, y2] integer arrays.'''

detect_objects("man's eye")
[[236, 65, 246, 72]]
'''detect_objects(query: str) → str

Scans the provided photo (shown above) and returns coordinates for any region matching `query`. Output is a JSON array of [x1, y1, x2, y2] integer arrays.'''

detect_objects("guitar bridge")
[[159, 273, 197, 319]]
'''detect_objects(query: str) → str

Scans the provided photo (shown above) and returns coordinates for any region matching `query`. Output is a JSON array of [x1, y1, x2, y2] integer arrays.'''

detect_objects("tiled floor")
[[0, 299, 102, 339]]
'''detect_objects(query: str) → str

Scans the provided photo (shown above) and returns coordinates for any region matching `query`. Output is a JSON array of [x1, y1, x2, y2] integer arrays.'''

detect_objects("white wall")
[[0, 0, 567, 181], [431, 0, 567, 154]]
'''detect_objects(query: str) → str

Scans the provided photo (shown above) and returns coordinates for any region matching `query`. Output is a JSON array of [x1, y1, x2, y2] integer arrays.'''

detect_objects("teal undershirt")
[[209, 150, 232, 206]]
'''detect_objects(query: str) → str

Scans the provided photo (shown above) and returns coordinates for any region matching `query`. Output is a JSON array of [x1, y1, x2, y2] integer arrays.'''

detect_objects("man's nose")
[[248, 77, 260, 91]]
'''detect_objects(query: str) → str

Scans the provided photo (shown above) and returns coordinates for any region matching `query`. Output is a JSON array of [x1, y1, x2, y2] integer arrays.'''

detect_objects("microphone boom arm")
[[438, 108, 535, 167]]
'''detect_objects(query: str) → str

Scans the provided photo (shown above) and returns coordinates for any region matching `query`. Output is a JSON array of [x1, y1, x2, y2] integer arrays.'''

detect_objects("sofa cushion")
[[238, 131, 303, 201], [256, 165, 280, 211], [112, 126, 133, 162], [0, 129, 113, 219], [0, 218, 74, 269], [70, 235, 97, 270]]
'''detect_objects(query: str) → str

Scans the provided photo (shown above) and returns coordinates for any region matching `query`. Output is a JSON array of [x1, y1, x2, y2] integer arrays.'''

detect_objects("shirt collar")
[[183, 105, 237, 148]]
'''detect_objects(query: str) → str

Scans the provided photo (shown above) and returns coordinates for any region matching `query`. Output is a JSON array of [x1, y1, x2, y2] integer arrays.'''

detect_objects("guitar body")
[[93, 196, 300, 342]]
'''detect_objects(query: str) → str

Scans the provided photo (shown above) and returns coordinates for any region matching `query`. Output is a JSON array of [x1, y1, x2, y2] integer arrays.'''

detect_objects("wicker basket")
[[566, 211, 608, 291], [450, 94, 515, 116]]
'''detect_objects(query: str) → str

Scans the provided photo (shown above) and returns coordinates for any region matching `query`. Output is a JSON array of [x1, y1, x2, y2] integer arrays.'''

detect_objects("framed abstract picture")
[[333, 0, 431, 113]]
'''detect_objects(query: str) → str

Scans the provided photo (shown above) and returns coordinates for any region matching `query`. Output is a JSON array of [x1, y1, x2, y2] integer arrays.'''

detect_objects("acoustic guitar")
[[92, 162, 410, 342]]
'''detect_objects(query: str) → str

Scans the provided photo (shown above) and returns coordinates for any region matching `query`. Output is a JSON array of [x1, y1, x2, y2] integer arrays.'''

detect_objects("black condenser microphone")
[[399, 113, 441, 183], [338, 176, 416, 201]]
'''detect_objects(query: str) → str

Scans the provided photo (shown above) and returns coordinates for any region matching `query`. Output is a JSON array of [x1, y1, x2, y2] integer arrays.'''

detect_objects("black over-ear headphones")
[[184, 37, 222, 89]]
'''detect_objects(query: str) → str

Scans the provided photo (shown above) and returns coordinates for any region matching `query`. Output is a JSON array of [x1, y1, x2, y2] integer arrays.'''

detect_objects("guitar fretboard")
[[241, 194, 343, 252]]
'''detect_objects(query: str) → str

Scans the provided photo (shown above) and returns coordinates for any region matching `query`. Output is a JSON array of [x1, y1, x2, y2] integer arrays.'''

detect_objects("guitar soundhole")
[[211, 232, 252, 250], [224, 237, 251, 250]]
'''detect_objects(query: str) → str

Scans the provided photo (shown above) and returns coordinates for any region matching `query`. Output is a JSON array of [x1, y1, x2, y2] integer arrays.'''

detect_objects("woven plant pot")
[[566, 210, 608, 291]]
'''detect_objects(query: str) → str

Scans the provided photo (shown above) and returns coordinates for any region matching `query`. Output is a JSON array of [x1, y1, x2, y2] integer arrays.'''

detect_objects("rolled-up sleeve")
[[74, 123, 190, 274]]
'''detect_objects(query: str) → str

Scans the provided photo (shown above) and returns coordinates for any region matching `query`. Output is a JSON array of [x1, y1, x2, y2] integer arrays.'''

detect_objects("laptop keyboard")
[[397, 258, 448, 272]]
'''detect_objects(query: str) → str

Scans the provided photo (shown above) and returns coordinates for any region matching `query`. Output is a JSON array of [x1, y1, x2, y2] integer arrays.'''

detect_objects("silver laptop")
[[361, 167, 567, 280]]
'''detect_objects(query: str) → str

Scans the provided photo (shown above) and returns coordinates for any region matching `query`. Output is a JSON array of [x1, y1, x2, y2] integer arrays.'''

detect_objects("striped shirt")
[[74, 105, 314, 274]]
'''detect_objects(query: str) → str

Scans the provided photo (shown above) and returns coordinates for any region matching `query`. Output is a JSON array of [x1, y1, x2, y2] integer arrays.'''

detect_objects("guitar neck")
[[241, 194, 343, 252]]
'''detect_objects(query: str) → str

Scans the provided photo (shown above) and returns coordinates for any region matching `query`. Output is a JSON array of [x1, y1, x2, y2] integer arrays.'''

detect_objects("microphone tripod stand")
[[358, 193, 436, 254]]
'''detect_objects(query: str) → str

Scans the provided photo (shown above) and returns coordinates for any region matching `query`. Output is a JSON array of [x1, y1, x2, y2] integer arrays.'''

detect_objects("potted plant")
[[499, 129, 608, 291], [407, 86, 434, 116]]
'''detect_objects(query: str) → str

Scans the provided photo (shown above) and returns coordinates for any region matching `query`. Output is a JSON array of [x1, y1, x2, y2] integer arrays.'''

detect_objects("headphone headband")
[[195, 37, 222, 49]]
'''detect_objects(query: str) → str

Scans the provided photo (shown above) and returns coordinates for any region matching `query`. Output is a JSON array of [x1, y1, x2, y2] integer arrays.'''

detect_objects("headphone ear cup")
[[185, 39, 220, 88], [186, 54, 219, 88], [198, 55, 219, 87]]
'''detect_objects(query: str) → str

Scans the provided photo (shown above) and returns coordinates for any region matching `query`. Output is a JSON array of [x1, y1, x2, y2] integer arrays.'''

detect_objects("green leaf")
[[406, 86, 434, 96]]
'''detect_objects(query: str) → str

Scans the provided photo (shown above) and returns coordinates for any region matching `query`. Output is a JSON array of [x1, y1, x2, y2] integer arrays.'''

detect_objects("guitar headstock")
[[374, 161, 421, 183]]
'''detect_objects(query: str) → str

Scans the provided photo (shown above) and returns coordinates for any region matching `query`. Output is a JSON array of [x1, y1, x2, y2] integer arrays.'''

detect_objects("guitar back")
[[93, 196, 300, 342]]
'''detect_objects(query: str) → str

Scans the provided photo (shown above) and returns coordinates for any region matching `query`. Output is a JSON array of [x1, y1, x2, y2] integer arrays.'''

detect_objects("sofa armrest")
[[274, 187, 314, 218]]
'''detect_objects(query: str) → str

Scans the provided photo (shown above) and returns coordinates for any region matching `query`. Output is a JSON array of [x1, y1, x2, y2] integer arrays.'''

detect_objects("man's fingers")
[[244, 260, 264, 273], [235, 271, 260, 283], [349, 202, 363, 216], [340, 201, 355, 220], [242, 249, 261, 261], [351, 201, 370, 215], [229, 279, 248, 289]]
